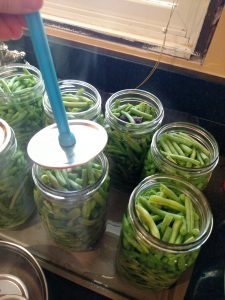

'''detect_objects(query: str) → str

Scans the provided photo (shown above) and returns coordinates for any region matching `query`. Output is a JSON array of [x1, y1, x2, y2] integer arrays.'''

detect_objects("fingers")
[[0, 14, 24, 40], [0, 0, 43, 14]]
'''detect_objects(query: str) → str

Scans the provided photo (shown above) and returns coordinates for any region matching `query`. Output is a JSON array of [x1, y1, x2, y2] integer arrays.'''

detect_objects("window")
[[41, 0, 224, 60]]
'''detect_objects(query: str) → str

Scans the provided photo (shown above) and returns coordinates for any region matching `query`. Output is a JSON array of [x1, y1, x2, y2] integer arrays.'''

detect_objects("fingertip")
[[23, 0, 43, 13]]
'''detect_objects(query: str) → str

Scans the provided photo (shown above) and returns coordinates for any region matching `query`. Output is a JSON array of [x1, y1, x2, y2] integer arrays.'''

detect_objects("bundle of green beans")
[[116, 183, 201, 290], [106, 99, 157, 190], [0, 68, 44, 149], [0, 149, 35, 229], [143, 131, 212, 190], [62, 88, 95, 113], [34, 160, 110, 250], [44, 87, 104, 125], [111, 99, 156, 124]]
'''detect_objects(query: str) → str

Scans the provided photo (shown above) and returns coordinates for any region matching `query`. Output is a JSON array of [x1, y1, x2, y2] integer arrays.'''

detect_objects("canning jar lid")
[[27, 119, 108, 169]]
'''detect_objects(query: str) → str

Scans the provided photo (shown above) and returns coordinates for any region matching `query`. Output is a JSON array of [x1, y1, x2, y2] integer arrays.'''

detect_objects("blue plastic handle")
[[25, 12, 76, 147]]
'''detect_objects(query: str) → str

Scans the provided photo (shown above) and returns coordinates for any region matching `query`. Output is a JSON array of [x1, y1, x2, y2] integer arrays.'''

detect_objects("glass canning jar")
[[116, 174, 213, 290], [32, 153, 110, 251], [142, 122, 219, 190], [43, 79, 103, 125], [0, 63, 45, 150], [104, 89, 164, 191], [0, 119, 35, 229]]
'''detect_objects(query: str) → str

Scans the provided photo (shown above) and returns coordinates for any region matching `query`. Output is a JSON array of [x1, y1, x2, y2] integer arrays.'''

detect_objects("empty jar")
[[43, 79, 104, 125], [142, 122, 219, 190], [0, 119, 35, 229], [116, 174, 213, 290], [104, 89, 164, 191], [32, 153, 110, 251], [0, 63, 45, 150]]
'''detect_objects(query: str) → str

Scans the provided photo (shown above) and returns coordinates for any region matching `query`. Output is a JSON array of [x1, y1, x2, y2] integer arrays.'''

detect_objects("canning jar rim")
[[43, 79, 102, 121], [32, 152, 109, 203], [105, 89, 164, 133], [0, 63, 44, 97], [128, 174, 213, 254], [151, 121, 219, 174]]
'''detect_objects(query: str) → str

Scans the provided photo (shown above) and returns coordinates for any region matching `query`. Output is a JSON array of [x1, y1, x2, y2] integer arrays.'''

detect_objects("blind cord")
[[135, 0, 178, 89]]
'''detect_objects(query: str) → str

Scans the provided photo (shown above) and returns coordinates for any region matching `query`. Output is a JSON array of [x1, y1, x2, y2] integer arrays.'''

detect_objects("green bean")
[[178, 132, 210, 156], [121, 110, 135, 124], [116, 182, 201, 290], [162, 226, 172, 242], [135, 205, 160, 238], [185, 195, 194, 233], [169, 219, 183, 244], [160, 151, 201, 166], [160, 183, 179, 202], [160, 214, 173, 236], [129, 107, 154, 121], [34, 157, 110, 250], [149, 195, 186, 213]]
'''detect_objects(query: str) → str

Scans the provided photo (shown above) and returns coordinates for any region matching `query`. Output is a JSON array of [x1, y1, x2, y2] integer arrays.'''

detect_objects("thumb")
[[0, 0, 43, 14]]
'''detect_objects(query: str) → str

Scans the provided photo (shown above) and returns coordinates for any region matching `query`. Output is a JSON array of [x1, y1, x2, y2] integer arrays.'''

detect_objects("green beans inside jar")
[[142, 122, 219, 190], [116, 174, 213, 290], [104, 89, 164, 191], [0, 119, 35, 229], [32, 153, 110, 251], [0, 63, 45, 150], [43, 79, 104, 125]]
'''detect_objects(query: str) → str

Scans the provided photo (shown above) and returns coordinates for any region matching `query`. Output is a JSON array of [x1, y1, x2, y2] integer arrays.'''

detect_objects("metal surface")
[[0, 241, 48, 300], [27, 120, 108, 168], [0, 186, 193, 300], [0, 274, 28, 298], [0, 296, 27, 300]]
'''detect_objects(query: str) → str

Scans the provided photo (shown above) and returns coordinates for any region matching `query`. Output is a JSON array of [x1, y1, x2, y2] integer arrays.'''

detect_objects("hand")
[[0, 0, 43, 41]]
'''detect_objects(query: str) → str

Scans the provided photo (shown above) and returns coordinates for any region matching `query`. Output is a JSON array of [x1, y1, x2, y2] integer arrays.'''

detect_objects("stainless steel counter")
[[0, 186, 194, 300]]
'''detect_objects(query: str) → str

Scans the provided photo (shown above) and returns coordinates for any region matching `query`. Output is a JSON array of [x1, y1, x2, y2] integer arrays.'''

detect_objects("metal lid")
[[0, 274, 28, 299], [27, 119, 108, 168], [0, 241, 48, 300], [0, 119, 11, 154]]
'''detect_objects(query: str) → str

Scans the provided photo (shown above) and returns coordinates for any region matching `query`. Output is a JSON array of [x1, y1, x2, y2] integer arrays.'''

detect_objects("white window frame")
[[41, 0, 211, 59]]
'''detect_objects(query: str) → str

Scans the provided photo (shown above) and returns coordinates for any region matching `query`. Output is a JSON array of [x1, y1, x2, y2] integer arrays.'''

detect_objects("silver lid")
[[0, 274, 28, 299], [27, 119, 108, 168]]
